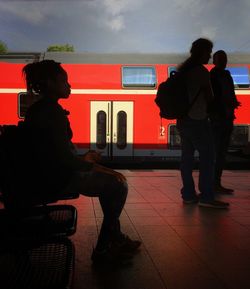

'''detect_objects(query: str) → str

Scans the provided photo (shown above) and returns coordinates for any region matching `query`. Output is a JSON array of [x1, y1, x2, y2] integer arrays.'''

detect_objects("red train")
[[0, 52, 249, 162]]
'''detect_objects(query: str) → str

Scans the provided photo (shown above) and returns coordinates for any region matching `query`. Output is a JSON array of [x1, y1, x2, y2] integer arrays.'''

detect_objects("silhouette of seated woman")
[[22, 60, 141, 264]]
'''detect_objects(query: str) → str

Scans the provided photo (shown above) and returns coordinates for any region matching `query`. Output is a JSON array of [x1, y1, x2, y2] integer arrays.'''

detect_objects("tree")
[[0, 40, 8, 53], [46, 44, 74, 52]]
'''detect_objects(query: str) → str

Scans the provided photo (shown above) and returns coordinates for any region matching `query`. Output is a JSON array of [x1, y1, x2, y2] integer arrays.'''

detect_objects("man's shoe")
[[199, 200, 230, 209], [111, 234, 142, 254], [214, 185, 234, 194], [183, 198, 199, 204]]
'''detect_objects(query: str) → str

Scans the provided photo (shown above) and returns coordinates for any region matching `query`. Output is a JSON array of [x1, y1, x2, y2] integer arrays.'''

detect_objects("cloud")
[[107, 15, 125, 31], [103, 0, 128, 15], [200, 26, 218, 40], [171, 0, 207, 18], [1, 0, 93, 2], [1, 0, 250, 53], [0, 1, 52, 24], [0, 0, 94, 25], [100, 0, 142, 32]]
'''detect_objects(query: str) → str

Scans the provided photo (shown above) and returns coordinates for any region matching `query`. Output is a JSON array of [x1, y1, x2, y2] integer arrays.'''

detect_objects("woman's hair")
[[190, 38, 213, 58], [178, 38, 213, 72], [22, 60, 65, 94]]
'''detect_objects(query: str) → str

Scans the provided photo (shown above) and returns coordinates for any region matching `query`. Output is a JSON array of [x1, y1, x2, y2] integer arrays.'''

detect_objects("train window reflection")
[[117, 111, 127, 149], [168, 124, 181, 149], [122, 66, 156, 88], [168, 66, 177, 77], [229, 125, 249, 148], [227, 67, 250, 89], [96, 111, 106, 149]]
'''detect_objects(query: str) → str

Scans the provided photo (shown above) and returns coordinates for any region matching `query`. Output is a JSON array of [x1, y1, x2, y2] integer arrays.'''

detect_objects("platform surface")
[[2, 169, 250, 289]]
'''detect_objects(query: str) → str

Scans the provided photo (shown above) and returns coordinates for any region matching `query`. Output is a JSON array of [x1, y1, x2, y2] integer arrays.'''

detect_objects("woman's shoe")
[[91, 247, 133, 265], [111, 234, 142, 254]]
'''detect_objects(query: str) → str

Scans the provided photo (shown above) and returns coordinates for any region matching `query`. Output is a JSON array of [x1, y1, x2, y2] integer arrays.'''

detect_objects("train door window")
[[117, 111, 127, 149], [96, 110, 107, 149], [18, 92, 41, 118], [227, 67, 250, 89], [122, 66, 156, 88]]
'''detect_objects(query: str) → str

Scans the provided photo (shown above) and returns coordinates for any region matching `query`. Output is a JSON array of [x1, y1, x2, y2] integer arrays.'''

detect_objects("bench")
[[0, 124, 79, 289]]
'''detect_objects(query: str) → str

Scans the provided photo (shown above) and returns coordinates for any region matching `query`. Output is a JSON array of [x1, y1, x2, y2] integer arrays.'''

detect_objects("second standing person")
[[209, 50, 241, 194]]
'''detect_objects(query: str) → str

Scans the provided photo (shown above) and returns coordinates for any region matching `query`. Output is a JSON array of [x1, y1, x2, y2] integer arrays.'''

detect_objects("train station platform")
[[1, 169, 249, 289], [62, 169, 250, 289]]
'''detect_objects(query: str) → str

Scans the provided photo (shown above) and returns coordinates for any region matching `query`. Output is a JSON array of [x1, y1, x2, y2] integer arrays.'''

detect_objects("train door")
[[90, 101, 133, 158]]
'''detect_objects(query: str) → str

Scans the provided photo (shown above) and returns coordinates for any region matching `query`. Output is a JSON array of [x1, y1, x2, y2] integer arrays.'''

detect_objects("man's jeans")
[[211, 119, 233, 186], [177, 117, 215, 202]]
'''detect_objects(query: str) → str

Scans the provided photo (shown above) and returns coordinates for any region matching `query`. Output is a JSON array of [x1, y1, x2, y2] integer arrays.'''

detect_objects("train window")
[[229, 125, 249, 149], [168, 66, 177, 77], [117, 111, 127, 149], [122, 66, 156, 88], [18, 92, 41, 118], [227, 67, 250, 89], [96, 111, 107, 149]]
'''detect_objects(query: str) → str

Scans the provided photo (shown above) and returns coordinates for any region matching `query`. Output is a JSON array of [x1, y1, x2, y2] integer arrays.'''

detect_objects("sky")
[[0, 0, 250, 53]]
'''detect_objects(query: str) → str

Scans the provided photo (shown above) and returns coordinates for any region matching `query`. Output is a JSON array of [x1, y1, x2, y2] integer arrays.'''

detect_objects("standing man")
[[177, 38, 229, 209], [210, 50, 241, 194]]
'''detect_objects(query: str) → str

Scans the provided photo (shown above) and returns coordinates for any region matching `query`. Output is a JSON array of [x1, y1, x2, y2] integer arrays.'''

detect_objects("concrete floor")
[[60, 169, 250, 289]]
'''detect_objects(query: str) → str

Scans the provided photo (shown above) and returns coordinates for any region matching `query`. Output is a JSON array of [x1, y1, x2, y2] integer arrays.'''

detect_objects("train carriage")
[[0, 52, 249, 163]]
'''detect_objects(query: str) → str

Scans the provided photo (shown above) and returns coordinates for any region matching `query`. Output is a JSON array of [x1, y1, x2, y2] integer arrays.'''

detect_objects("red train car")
[[0, 52, 249, 163]]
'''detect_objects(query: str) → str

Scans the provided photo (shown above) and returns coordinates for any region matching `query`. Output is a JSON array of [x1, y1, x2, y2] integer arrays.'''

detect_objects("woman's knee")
[[106, 175, 128, 199], [112, 176, 128, 195], [119, 180, 128, 199]]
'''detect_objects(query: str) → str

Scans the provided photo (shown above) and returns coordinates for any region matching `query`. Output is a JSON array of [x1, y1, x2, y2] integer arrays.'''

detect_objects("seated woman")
[[21, 60, 141, 264]]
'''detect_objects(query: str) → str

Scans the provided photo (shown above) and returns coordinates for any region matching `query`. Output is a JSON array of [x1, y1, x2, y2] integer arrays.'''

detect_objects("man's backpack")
[[155, 71, 198, 120]]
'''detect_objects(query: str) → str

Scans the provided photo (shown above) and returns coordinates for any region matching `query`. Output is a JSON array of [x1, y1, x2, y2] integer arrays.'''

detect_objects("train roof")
[[43, 52, 250, 65], [0, 52, 41, 63], [1, 52, 250, 65], [43, 53, 189, 64]]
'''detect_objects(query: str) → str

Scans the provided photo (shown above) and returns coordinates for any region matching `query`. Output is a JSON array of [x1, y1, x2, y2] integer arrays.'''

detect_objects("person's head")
[[22, 60, 71, 100], [213, 50, 227, 69], [190, 38, 213, 64]]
